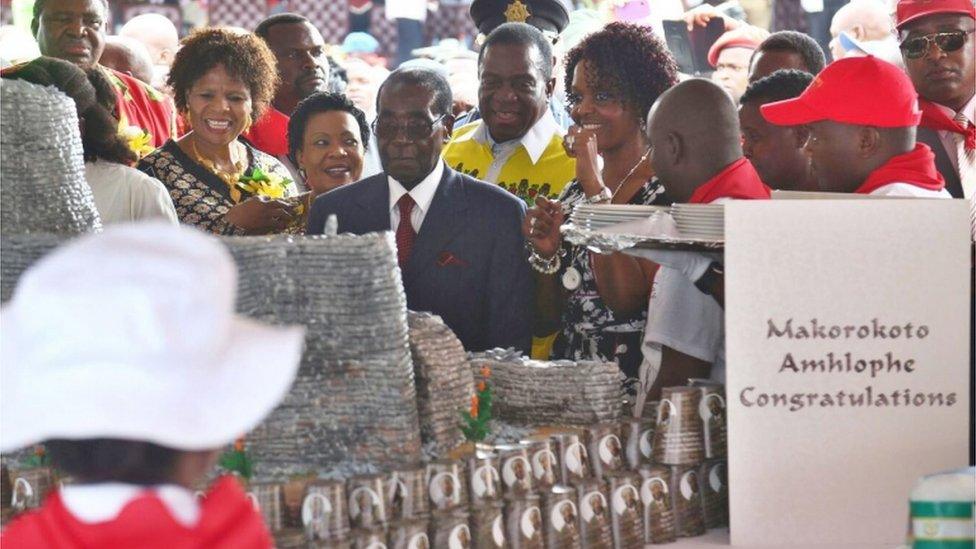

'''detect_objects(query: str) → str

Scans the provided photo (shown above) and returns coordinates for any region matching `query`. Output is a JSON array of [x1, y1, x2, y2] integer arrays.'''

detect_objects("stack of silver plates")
[[469, 353, 625, 426], [562, 203, 724, 253], [408, 311, 475, 456], [223, 233, 423, 477], [0, 79, 101, 235], [568, 204, 668, 230], [670, 204, 724, 241]]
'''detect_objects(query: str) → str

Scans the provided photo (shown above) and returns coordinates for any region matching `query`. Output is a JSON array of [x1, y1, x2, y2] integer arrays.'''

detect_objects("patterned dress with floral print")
[[551, 178, 670, 379], [138, 139, 300, 235]]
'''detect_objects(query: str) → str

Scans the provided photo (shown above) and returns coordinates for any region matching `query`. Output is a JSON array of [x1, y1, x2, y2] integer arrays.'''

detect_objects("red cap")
[[707, 26, 770, 68], [895, 0, 976, 29], [761, 56, 921, 127]]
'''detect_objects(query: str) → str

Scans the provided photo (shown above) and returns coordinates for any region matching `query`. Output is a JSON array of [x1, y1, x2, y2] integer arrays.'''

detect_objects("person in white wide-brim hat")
[[1, 222, 305, 548]]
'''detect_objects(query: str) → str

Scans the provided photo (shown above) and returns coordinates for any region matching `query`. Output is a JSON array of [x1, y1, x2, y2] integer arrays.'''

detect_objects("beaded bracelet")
[[528, 249, 561, 274]]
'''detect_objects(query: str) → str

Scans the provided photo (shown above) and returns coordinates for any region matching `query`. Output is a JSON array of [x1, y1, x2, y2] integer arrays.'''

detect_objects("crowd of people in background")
[[0, 0, 973, 545], [0, 0, 972, 383]]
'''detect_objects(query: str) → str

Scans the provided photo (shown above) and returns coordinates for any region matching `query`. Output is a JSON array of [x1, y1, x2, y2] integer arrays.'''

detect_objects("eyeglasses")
[[900, 30, 974, 59], [371, 114, 447, 140]]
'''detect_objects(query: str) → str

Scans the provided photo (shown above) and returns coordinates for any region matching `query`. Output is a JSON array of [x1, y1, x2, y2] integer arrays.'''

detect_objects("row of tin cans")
[[266, 458, 727, 547]]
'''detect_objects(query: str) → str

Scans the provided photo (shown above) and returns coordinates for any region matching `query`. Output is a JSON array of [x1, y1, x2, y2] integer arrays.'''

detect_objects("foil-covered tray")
[[561, 203, 725, 253], [561, 224, 724, 254]]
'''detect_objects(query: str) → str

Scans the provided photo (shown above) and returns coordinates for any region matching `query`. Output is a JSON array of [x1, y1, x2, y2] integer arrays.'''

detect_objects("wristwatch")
[[694, 262, 724, 296], [583, 186, 613, 205]]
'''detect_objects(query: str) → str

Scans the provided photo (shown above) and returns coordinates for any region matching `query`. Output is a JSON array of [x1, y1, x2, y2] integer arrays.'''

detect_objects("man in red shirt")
[[637, 79, 771, 396], [31, 0, 174, 150], [895, 0, 975, 199], [762, 56, 950, 198], [248, 13, 331, 182]]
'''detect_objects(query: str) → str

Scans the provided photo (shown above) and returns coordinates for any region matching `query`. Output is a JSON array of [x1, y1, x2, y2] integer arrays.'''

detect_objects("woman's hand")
[[523, 196, 565, 260], [563, 125, 604, 197], [224, 196, 297, 233]]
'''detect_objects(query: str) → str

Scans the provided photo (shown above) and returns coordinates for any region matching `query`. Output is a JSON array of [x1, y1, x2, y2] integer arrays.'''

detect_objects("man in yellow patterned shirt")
[[442, 22, 575, 207], [443, 22, 574, 359]]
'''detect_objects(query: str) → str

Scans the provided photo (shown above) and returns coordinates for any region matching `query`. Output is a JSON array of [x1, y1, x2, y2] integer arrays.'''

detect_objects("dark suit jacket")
[[307, 164, 533, 353], [918, 126, 963, 198]]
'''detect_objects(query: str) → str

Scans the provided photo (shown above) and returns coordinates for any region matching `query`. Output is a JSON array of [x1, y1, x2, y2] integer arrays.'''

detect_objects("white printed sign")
[[724, 200, 971, 545]]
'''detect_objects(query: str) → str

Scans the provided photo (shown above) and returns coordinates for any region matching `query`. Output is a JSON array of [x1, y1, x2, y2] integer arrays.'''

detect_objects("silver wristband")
[[583, 186, 612, 205]]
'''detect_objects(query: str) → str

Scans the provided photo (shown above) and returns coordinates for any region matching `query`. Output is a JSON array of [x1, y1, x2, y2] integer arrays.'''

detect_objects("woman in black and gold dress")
[[139, 28, 302, 235]]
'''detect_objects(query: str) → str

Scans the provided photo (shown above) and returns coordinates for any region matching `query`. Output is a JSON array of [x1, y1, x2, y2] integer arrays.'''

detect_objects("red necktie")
[[395, 194, 416, 267]]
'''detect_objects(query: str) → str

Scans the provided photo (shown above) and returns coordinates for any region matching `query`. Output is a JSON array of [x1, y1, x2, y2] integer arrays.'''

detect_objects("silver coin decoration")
[[1, 234, 65, 303], [0, 79, 102, 235], [469, 351, 625, 425], [222, 233, 423, 475], [408, 311, 474, 456]]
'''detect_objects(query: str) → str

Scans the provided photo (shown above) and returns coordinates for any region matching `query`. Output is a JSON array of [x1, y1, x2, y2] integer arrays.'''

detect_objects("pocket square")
[[436, 251, 469, 267]]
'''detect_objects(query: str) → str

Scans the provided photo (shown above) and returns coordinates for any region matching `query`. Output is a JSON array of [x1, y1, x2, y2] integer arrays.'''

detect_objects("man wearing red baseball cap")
[[762, 56, 950, 197], [896, 0, 975, 200]]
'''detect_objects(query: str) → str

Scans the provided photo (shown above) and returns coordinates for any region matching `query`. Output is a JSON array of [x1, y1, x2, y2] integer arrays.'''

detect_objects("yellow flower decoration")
[[118, 114, 155, 159], [237, 167, 291, 200]]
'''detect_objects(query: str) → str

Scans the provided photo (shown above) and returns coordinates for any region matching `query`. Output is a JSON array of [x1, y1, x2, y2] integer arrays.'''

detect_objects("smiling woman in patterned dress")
[[138, 28, 304, 235]]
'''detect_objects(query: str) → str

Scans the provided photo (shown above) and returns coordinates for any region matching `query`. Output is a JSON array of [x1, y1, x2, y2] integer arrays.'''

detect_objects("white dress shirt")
[[388, 160, 444, 233], [61, 483, 201, 527], [455, 109, 564, 183]]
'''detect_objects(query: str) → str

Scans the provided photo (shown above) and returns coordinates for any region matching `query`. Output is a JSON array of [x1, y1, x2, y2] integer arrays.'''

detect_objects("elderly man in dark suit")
[[307, 67, 532, 353]]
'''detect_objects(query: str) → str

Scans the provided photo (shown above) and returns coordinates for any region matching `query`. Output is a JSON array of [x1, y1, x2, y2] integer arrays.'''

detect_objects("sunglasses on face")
[[900, 30, 974, 59], [371, 114, 446, 140]]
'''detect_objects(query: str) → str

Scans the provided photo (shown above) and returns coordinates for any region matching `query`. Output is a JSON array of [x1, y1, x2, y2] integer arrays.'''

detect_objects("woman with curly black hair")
[[523, 22, 679, 379], [138, 28, 302, 235]]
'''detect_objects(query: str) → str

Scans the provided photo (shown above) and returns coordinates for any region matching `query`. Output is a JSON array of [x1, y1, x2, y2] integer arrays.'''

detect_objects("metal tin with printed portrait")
[[347, 474, 388, 529], [585, 423, 624, 479], [426, 459, 467, 511], [504, 494, 544, 549], [467, 452, 502, 505], [542, 485, 581, 549], [572, 477, 612, 549], [551, 431, 590, 485], [430, 509, 472, 549], [652, 387, 705, 465], [247, 482, 287, 532], [302, 479, 349, 541], [669, 464, 706, 537], [694, 382, 728, 460], [470, 500, 506, 549], [389, 465, 428, 520], [699, 459, 728, 528], [495, 443, 534, 499], [606, 472, 643, 549], [519, 436, 559, 491], [638, 465, 676, 544]]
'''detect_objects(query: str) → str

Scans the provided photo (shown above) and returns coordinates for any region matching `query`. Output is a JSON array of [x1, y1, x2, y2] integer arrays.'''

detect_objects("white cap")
[[0, 222, 305, 452]]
